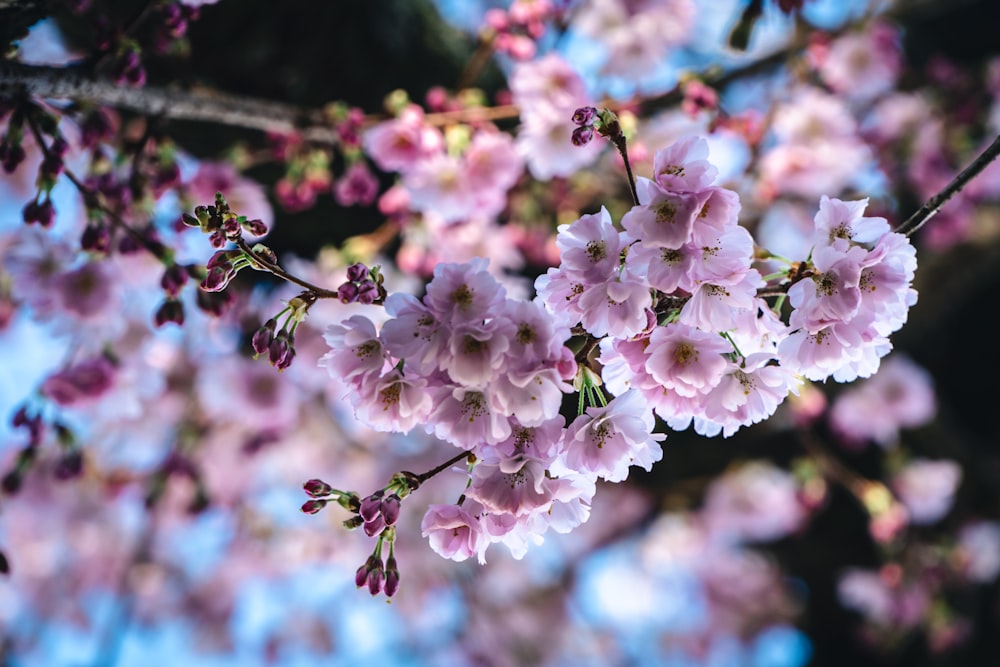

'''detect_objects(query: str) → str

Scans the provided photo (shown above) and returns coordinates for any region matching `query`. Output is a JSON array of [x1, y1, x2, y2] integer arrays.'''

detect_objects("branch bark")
[[0, 61, 338, 143], [894, 134, 1000, 237]]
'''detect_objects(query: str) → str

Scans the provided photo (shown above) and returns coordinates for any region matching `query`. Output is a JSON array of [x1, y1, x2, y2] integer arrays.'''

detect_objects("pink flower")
[[702, 353, 801, 436], [509, 53, 589, 112], [813, 196, 890, 250], [423, 258, 507, 325], [677, 271, 762, 332], [829, 354, 936, 447], [333, 162, 379, 207], [351, 369, 433, 433], [651, 135, 718, 192], [624, 240, 697, 293], [467, 458, 554, 517], [787, 244, 867, 333], [643, 322, 731, 397], [429, 386, 512, 448], [443, 319, 512, 387], [421, 503, 484, 562], [577, 269, 652, 338], [560, 389, 664, 482], [363, 105, 443, 173], [404, 152, 477, 223], [892, 459, 962, 525], [556, 207, 624, 281], [319, 315, 386, 392], [621, 180, 709, 249], [819, 21, 901, 102], [702, 461, 806, 544], [40, 357, 116, 405]]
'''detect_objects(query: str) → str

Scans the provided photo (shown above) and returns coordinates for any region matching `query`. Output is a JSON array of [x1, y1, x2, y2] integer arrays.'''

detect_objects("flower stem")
[[894, 133, 1000, 237]]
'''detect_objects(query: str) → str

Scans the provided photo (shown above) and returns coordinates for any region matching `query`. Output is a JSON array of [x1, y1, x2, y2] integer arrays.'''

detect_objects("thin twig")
[[416, 451, 472, 483], [233, 237, 339, 298], [894, 134, 1000, 237]]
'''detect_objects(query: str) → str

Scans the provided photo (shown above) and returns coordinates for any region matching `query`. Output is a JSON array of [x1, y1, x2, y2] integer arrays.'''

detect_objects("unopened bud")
[[300, 498, 327, 514], [243, 219, 268, 236], [303, 478, 333, 498], [384, 554, 400, 597], [359, 490, 384, 523], [571, 106, 598, 126], [251, 319, 276, 357], [381, 494, 401, 526], [337, 281, 359, 303], [154, 298, 185, 327], [346, 262, 369, 282], [571, 125, 594, 147], [363, 514, 386, 537]]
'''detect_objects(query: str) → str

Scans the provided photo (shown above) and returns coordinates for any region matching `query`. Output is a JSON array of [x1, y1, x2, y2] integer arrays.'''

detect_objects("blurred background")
[[3, 0, 1000, 665]]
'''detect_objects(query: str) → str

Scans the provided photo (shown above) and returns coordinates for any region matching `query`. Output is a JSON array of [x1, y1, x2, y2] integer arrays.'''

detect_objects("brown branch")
[[0, 61, 337, 143], [232, 237, 339, 298], [894, 134, 1000, 237]]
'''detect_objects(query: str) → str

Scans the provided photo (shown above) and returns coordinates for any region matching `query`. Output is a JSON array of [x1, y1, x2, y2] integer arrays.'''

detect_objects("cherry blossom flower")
[[421, 503, 484, 562]]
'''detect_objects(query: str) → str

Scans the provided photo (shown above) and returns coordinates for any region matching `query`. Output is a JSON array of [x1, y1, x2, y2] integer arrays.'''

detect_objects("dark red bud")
[[154, 299, 185, 327], [381, 494, 401, 526], [346, 262, 369, 282], [303, 478, 333, 498], [571, 126, 594, 147], [359, 490, 384, 522], [301, 498, 327, 514]]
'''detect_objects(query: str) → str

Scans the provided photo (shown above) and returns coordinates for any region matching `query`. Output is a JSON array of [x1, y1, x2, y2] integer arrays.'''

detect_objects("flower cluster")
[[315, 133, 921, 573]]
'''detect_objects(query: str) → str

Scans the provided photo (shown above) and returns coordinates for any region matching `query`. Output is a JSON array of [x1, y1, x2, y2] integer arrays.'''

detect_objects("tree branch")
[[894, 134, 1000, 237], [0, 61, 338, 143]]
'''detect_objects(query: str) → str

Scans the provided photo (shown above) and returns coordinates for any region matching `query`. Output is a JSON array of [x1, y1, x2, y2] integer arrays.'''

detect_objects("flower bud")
[[243, 218, 268, 237], [384, 554, 400, 597], [300, 498, 327, 514], [303, 478, 333, 498], [571, 106, 597, 126], [360, 490, 384, 523], [342, 515, 364, 530], [200, 264, 234, 292], [337, 281, 359, 303], [160, 264, 189, 296], [381, 494, 401, 526], [357, 281, 379, 305], [346, 262, 369, 283], [363, 514, 386, 537], [571, 125, 594, 147], [367, 557, 385, 596], [251, 319, 276, 357], [81, 223, 111, 252], [154, 298, 185, 327]]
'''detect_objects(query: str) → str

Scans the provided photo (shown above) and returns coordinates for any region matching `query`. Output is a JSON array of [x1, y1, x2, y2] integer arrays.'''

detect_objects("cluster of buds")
[[274, 149, 332, 213], [483, 0, 559, 60], [157, 1, 201, 44], [154, 263, 193, 327], [182, 192, 268, 249], [2, 407, 80, 493], [681, 78, 720, 118], [337, 262, 386, 305], [112, 45, 146, 87], [570, 106, 625, 147], [355, 536, 400, 597], [251, 296, 310, 371], [302, 472, 419, 597]]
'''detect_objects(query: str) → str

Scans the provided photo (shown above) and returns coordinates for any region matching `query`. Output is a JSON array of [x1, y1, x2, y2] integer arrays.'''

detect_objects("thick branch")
[[0, 61, 337, 143], [894, 134, 1000, 237]]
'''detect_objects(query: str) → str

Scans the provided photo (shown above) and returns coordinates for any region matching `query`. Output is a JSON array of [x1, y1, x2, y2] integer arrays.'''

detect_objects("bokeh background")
[[3, 0, 1000, 665]]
